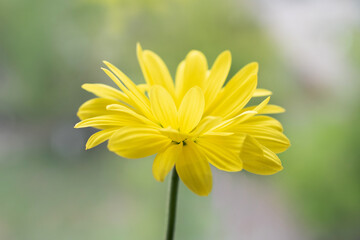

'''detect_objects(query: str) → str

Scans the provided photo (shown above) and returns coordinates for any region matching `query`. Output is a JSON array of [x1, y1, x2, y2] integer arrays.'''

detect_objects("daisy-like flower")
[[75, 44, 290, 196]]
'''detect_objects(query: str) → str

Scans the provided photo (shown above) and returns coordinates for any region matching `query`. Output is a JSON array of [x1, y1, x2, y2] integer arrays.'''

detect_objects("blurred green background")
[[1, 0, 359, 239]]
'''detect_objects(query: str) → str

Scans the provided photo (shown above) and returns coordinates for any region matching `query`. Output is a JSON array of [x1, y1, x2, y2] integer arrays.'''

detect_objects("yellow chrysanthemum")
[[75, 43, 290, 196]]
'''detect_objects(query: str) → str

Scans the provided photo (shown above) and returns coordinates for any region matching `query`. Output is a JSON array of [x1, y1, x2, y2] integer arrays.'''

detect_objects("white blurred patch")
[[244, 0, 359, 95]]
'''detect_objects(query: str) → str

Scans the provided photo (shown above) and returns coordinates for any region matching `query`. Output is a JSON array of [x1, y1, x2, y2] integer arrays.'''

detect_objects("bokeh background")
[[1, 0, 360, 239]]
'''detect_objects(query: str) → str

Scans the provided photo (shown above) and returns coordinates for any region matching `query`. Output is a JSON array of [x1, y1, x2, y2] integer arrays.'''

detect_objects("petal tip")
[[85, 142, 95, 150], [222, 50, 232, 58], [247, 62, 259, 73], [105, 104, 115, 110], [136, 42, 142, 49], [81, 83, 90, 89], [103, 61, 113, 69], [189, 85, 204, 94], [251, 61, 259, 67], [197, 189, 211, 197], [187, 50, 206, 59], [153, 175, 165, 182], [264, 96, 271, 104]]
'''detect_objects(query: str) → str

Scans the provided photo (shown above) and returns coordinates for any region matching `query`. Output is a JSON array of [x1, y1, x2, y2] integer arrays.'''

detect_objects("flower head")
[[75, 44, 290, 196]]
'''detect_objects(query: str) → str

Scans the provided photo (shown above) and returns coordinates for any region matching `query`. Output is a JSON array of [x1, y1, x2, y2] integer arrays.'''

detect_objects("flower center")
[[159, 127, 191, 143]]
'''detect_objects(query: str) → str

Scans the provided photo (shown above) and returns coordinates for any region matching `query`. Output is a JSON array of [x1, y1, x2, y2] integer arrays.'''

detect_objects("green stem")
[[165, 168, 180, 240]]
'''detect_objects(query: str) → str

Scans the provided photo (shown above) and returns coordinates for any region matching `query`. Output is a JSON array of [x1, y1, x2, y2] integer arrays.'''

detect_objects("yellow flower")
[[75, 44, 290, 196]]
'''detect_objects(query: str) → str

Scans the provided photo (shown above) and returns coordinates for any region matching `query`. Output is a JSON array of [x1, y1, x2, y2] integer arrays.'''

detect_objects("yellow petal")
[[211, 110, 257, 132], [103, 61, 148, 104], [237, 126, 290, 153], [202, 132, 234, 137], [204, 50, 231, 109], [149, 85, 178, 129], [262, 105, 285, 114], [153, 142, 183, 182], [77, 98, 119, 121], [196, 134, 244, 172], [159, 127, 190, 143], [178, 86, 205, 133], [241, 116, 283, 131], [85, 128, 118, 150], [137, 43, 154, 85], [176, 141, 212, 196], [176, 51, 208, 100], [102, 62, 155, 121], [253, 88, 272, 97], [108, 127, 172, 159], [174, 60, 185, 105], [241, 135, 283, 175], [234, 97, 270, 124], [137, 83, 149, 94], [106, 104, 159, 128], [240, 134, 263, 156], [207, 62, 258, 119], [75, 114, 145, 129], [242, 104, 285, 114], [142, 49, 175, 96], [82, 83, 129, 103], [191, 116, 223, 136]]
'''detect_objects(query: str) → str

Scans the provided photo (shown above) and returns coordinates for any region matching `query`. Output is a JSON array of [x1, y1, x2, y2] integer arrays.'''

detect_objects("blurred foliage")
[[0, 0, 283, 118], [0, 0, 359, 239]]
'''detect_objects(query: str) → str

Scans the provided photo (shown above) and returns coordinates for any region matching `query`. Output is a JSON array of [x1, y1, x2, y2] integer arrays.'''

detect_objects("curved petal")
[[176, 51, 208, 101], [75, 114, 144, 129], [102, 62, 155, 122], [253, 88, 272, 97], [137, 83, 149, 94], [176, 141, 212, 196], [241, 116, 283, 131], [153, 142, 183, 182], [82, 83, 129, 103], [108, 127, 172, 159], [196, 134, 244, 172], [85, 128, 118, 150], [77, 98, 120, 120], [142, 50, 175, 96], [233, 97, 270, 124], [211, 110, 257, 132], [241, 135, 283, 175], [206, 62, 258, 119], [174, 60, 185, 106], [137, 44, 175, 96], [242, 104, 285, 114], [204, 50, 231, 109], [178, 87, 205, 133], [106, 104, 159, 128], [149, 85, 178, 129], [237, 126, 290, 153], [103, 61, 148, 105], [137, 43, 154, 86], [191, 116, 222, 136]]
